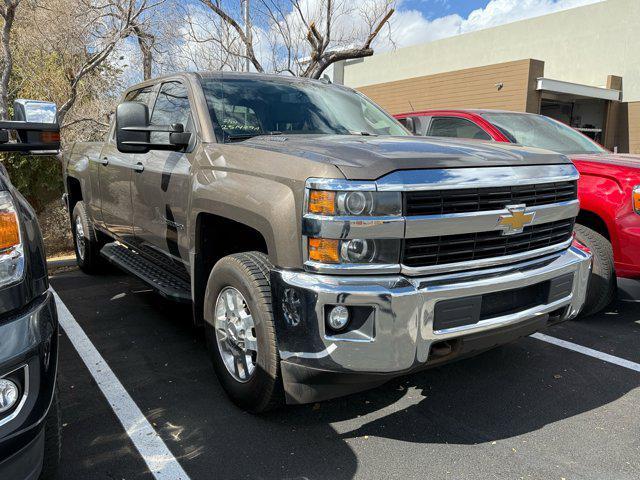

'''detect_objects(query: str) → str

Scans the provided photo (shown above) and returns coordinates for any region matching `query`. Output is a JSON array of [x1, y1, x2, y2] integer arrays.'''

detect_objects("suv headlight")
[[0, 191, 24, 287], [304, 180, 403, 273], [633, 185, 640, 215]]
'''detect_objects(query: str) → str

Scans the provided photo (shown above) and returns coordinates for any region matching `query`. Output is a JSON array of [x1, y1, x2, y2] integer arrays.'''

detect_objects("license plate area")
[[433, 273, 574, 332]]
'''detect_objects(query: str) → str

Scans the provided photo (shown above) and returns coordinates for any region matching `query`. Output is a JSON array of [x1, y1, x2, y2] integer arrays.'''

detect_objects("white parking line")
[[532, 332, 640, 373], [52, 289, 192, 480]]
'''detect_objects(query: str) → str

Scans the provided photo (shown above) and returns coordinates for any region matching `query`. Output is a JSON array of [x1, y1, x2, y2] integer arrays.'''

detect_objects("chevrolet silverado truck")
[[396, 109, 640, 316], [1, 99, 61, 479], [62, 72, 591, 412]]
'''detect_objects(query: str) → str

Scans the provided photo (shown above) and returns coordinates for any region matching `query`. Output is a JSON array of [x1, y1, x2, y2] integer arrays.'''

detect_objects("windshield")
[[200, 76, 408, 141], [481, 112, 607, 155]]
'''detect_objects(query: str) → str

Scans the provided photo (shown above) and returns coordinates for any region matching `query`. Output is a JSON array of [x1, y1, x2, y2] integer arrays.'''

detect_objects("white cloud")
[[111, 0, 602, 81], [378, 0, 603, 50]]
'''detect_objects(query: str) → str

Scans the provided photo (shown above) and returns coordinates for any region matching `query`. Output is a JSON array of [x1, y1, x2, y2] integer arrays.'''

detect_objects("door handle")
[[101, 157, 109, 166], [133, 162, 144, 173]]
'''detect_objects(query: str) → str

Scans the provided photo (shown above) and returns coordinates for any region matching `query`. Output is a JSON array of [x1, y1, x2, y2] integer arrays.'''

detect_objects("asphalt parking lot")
[[49, 268, 640, 480]]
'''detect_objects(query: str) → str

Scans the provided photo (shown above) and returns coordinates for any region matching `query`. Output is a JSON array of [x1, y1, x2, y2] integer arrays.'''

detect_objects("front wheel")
[[204, 252, 283, 413], [574, 223, 617, 317]]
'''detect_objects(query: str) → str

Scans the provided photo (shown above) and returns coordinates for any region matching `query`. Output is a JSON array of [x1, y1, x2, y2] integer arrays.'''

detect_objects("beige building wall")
[[627, 103, 640, 154], [343, 0, 640, 102], [359, 59, 542, 115]]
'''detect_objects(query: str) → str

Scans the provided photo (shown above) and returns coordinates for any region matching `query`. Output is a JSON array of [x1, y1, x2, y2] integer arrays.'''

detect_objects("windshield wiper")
[[225, 131, 283, 142], [349, 131, 376, 136]]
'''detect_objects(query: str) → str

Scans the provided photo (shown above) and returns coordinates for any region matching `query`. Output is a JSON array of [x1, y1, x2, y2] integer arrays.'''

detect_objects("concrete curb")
[[47, 257, 77, 268]]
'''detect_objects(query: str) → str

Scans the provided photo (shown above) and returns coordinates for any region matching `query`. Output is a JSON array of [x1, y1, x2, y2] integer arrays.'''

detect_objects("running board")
[[100, 243, 192, 303]]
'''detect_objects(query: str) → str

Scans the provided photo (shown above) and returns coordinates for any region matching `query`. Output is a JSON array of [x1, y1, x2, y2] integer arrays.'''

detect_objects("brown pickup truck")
[[63, 72, 591, 412]]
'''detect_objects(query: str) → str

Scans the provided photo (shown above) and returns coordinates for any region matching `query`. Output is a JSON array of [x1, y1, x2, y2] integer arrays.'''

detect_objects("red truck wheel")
[[574, 224, 617, 317]]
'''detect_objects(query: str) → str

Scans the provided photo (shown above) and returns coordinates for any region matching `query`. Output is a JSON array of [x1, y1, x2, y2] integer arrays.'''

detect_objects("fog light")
[[328, 305, 349, 331], [0, 379, 19, 414]]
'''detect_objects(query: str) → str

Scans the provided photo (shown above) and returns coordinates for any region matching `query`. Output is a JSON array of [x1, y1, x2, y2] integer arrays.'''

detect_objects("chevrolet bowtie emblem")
[[497, 205, 535, 235]]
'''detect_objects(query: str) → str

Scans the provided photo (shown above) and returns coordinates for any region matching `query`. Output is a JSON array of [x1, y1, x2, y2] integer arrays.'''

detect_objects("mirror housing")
[[398, 116, 416, 134], [0, 99, 60, 154], [116, 102, 151, 154], [116, 101, 191, 154], [13, 99, 58, 124]]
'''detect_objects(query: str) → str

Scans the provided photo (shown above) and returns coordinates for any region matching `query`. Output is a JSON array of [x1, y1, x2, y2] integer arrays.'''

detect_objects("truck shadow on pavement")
[[51, 271, 640, 479], [273, 299, 640, 447]]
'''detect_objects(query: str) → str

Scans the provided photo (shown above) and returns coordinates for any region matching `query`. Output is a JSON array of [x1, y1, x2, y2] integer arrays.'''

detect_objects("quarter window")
[[427, 117, 491, 140], [124, 86, 155, 106]]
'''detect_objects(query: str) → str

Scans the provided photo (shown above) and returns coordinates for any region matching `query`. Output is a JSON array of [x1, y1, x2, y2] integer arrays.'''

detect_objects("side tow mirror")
[[116, 102, 192, 154], [0, 99, 60, 154], [116, 102, 151, 154], [399, 116, 416, 134], [14, 99, 58, 124]]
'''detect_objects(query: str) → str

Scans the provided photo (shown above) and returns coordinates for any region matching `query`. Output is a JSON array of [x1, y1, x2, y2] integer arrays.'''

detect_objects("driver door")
[[99, 85, 157, 243], [132, 81, 194, 264]]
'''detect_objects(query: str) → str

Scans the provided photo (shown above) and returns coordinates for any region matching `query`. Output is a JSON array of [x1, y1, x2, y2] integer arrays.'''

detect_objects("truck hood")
[[240, 135, 572, 180], [569, 152, 640, 170]]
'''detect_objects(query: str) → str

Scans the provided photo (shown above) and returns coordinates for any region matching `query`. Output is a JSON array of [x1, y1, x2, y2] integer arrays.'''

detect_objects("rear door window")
[[427, 117, 491, 140]]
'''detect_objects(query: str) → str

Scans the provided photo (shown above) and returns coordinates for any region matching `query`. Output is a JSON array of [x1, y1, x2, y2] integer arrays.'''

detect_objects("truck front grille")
[[404, 181, 577, 216], [402, 219, 575, 268]]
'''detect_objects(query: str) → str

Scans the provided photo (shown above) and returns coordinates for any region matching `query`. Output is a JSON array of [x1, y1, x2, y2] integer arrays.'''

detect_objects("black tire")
[[40, 388, 61, 480], [574, 223, 617, 317], [204, 251, 283, 413], [72, 201, 106, 274]]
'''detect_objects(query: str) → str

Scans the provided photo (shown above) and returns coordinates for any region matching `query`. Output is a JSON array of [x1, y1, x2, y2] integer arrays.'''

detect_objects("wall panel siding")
[[628, 102, 640, 154], [358, 60, 535, 115]]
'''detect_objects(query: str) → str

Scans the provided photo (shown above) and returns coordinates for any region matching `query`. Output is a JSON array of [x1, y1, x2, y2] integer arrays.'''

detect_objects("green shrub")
[[1, 153, 63, 213]]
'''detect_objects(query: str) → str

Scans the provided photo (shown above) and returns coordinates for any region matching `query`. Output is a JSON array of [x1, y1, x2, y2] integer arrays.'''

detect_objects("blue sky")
[[413, 0, 491, 19], [117, 0, 600, 81]]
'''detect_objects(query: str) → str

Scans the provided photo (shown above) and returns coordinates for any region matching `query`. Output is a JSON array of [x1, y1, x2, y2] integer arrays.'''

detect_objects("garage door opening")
[[536, 77, 621, 146], [541, 98, 605, 143]]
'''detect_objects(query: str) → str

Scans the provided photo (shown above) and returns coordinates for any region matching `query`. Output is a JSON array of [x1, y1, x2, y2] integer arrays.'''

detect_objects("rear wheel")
[[204, 252, 283, 413], [574, 223, 617, 317], [72, 202, 106, 274]]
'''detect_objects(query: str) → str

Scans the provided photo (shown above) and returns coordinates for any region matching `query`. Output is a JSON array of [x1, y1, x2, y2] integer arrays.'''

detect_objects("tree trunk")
[[137, 34, 153, 80], [0, 1, 17, 120]]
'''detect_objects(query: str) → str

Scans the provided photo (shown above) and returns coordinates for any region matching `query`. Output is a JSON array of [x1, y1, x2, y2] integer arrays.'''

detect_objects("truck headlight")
[[0, 191, 24, 288], [308, 238, 400, 265], [308, 189, 401, 216], [633, 185, 640, 215]]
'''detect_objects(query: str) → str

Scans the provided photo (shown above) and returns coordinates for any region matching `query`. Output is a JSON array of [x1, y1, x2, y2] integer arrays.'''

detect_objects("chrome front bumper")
[[271, 246, 591, 403]]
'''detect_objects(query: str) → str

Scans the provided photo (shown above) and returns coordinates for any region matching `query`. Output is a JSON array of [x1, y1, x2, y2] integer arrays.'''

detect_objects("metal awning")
[[537, 78, 621, 101]]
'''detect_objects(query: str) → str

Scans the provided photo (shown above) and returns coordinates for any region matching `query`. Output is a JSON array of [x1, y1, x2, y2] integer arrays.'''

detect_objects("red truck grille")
[[402, 219, 575, 268], [404, 181, 577, 216]]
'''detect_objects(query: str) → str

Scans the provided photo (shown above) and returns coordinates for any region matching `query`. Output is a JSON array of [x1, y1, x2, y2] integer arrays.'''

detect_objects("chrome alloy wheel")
[[75, 216, 86, 261], [214, 287, 258, 382]]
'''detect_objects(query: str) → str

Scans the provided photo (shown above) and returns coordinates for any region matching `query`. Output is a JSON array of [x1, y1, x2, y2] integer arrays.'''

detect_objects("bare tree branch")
[[199, 0, 264, 72]]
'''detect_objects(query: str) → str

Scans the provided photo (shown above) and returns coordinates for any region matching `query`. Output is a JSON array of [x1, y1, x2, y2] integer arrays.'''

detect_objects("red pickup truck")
[[395, 109, 640, 316]]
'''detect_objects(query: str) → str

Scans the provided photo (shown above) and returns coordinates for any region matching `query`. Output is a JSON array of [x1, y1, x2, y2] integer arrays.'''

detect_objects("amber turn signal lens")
[[633, 186, 640, 214], [308, 238, 340, 263], [40, 131, 60, 143], [0, 212, 20, 252], [308, 190, 336, 215]]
